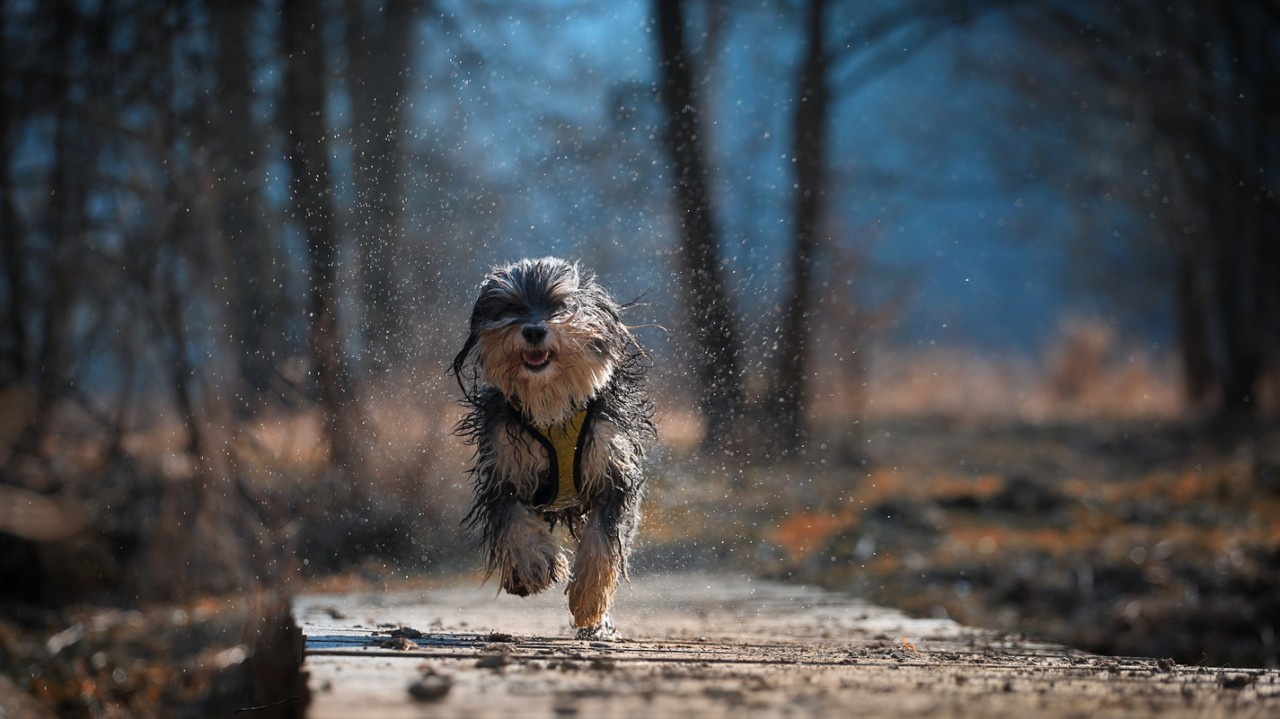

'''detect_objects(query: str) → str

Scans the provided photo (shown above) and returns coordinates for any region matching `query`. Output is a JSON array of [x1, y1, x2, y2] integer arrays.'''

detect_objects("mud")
[[297, 572, 1280, 718]]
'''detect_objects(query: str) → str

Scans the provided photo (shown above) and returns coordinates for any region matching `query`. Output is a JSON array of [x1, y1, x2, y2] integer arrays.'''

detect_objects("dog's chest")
[[492, 412, 615, 507]]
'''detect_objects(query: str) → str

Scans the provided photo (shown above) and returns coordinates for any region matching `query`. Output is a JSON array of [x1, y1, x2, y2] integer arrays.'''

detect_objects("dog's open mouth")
[[522, 349, 552, 371]]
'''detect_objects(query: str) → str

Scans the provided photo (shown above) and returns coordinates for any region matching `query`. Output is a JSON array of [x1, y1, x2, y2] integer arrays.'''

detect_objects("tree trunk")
[[1174, 248, 1214, 410], [22, 0, 81, 455], [1167, 3, 1278, 421], [654, 0, 743, 448], [211, 0, 286, 416], [774, 0, 830, 455], [1040, 1, 1280, 421], [282, 0, 362, 479], [345, 0, 419, 375], [0, 0, 29, 388]]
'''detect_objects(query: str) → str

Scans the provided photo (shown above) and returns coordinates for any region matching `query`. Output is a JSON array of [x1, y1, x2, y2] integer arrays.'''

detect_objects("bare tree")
[[772, 0, 831, 454], [210, 0, 290, 416], [282, 0, 362, 476], [1162, 5, 1280, 419], [345, 0, 422, 374], [654, 0, 744, 447], [1017, 2, 1280, 420], [772, 0, 1017, 451], [0, 0, 28, 389], [20, 0, 83, 455]]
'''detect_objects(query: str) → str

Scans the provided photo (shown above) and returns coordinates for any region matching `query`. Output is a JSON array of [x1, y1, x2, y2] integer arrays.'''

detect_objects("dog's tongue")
[[523, 349, 550, 367]]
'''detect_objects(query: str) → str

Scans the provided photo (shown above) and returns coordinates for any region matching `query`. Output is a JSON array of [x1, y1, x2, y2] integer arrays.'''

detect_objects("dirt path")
[[297, 572, 1279, 718]]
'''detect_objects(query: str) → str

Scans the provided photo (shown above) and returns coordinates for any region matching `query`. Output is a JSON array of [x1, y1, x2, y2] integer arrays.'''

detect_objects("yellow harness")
[[515, 402, 595, 511]]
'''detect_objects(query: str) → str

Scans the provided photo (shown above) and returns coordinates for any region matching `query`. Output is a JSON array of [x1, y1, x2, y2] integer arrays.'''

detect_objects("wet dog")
[[452, 257, 654, 638]]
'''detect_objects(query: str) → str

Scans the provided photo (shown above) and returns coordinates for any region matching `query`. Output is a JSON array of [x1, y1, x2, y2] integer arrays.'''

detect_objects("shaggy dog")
[[452, 257, 654, 638]]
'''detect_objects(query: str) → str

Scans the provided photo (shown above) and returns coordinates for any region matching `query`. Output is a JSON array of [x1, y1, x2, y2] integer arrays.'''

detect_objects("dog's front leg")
[[492, 500, 568, 597], [566, 515, 618, 634], [567, 484, 638, 635]]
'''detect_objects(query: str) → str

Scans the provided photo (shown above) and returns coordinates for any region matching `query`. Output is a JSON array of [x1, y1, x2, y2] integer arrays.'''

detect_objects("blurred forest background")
[[2, 0, 1279, 712]]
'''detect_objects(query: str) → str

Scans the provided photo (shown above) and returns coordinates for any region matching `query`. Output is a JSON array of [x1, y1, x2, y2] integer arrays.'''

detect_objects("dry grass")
[[587, 315, 1189, 463], [0, 368, 484, 608], [802, 317, 1184, 425]]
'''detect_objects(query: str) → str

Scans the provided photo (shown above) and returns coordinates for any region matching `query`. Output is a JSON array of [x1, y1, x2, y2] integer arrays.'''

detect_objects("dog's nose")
[[522, 324, 548, 344]]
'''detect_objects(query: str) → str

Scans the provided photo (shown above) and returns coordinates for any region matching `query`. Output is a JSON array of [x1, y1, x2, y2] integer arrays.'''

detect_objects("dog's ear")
[[453, 276, 495, 393], [451, 331, 479, 395]]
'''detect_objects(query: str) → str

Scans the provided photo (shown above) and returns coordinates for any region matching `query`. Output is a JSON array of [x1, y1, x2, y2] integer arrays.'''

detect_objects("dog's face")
[[454, 257, 625, 425]]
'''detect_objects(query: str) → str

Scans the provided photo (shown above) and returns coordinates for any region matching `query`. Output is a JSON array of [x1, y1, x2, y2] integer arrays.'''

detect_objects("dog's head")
[[452, 257, 630, 426]]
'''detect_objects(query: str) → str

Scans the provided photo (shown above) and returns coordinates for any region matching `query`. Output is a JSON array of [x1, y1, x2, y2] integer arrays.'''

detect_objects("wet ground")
[[297, 572, 1280, 718]]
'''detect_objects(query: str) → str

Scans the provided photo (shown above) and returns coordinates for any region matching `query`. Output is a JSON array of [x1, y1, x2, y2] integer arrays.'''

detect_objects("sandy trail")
[[297, 572, 1279, 718]]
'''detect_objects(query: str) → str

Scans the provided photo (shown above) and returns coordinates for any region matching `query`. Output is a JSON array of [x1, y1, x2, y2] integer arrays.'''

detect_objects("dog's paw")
[[502, 575, 533, 597], [501, 565, 558, 596], [501, 541, 568, 597], [574, 614, 615, 640]]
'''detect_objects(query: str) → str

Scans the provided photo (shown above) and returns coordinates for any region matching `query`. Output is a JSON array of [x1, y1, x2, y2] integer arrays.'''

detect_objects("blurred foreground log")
[[0, 485, 87, 543], [1, 440, 306, 716], [1, 592, 307, 719]]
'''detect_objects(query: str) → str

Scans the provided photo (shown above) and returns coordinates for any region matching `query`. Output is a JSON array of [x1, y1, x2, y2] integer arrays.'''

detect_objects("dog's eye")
[[486, 304, 523, 324], [548, 299, 576, 319]]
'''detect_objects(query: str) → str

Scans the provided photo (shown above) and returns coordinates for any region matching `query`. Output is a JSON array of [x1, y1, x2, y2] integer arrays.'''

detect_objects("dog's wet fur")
[[452, 257, 654, 637]]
